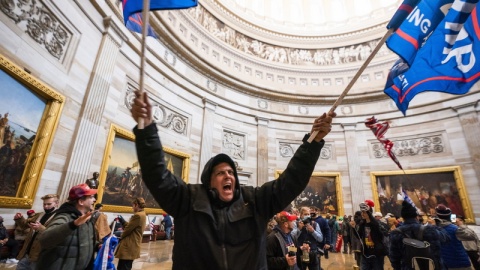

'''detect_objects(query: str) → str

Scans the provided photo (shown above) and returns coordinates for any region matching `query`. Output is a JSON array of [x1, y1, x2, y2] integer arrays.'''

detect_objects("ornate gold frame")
[[274, 171, 344, 217], [370, 166, 474, 223], [98, 124, 190, 214], [0, 53, 64, 208]]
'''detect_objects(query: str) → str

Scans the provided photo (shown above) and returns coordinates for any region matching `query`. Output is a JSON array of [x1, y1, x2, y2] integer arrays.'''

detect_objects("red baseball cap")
[[279, 211, 298, 221], [68, 183, 97, 201], [365, 199, 375, 208], [27, 210, 35, 216]]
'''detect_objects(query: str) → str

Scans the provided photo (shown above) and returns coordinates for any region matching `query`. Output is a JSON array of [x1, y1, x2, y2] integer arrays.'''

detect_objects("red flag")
[[365, 116, 403, 170]]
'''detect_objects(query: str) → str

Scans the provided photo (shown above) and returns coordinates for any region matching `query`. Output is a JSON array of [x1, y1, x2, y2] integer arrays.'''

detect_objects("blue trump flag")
[[386, 0, 455, 66], [385, 0, 480, 115], [387, 0, 422, 30], [93, 235, 119, 270], [122, 0, 198, 24]]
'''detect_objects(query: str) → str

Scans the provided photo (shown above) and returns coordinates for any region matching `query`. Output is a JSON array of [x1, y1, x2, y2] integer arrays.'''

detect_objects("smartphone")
[[451, 214, 457, 223]]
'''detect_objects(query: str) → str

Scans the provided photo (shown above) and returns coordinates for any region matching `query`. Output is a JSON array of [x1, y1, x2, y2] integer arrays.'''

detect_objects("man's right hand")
[[130, 91, 153, 126], [285, 253, 297, 267], [29, 221, 41, 230]]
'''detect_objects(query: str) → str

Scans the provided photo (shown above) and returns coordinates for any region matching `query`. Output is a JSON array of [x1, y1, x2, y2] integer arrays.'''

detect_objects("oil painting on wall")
[[275, 171, 343, 217], [0, 54, 64, 208], [98, 124, 190, 213], [371, 166, 474, 223]]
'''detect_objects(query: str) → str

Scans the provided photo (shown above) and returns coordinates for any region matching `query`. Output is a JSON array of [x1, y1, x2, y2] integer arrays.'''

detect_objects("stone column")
[[59, 17, 125, 200], [256, 117, 270, 186], [198, 98, 217, 180], [342, 123, 365, 212], [453, 102, 480, 187]]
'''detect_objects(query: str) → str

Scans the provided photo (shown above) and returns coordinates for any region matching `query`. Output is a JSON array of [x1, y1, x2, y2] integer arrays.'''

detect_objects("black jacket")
[[266, 227, 300, 270], [134, 123, 324, 270]]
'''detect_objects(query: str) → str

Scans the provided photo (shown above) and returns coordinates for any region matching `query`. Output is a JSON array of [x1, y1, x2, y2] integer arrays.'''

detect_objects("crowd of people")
[[1, 91, 478, 270], [266, 200, 480, 270], [0, 182, 154, 270]]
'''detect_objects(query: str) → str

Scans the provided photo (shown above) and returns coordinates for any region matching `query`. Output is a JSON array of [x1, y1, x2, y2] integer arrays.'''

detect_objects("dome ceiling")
[[214, 0, 400, 37]]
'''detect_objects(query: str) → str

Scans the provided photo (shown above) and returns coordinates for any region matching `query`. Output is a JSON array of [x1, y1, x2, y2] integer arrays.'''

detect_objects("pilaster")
[[198, 98, 217, 180], [453, 102, 480, 188], [342, 122, 364, 212], [256, 116, 270, 186], [59, 18, 122, 200]]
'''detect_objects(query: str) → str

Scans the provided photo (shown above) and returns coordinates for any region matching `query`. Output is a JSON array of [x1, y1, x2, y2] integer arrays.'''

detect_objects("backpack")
[[395, 225, 437, 270]]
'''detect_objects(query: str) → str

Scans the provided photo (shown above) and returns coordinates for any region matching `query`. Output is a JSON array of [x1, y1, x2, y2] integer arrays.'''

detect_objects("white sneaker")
[[6, 258, 19, 264]]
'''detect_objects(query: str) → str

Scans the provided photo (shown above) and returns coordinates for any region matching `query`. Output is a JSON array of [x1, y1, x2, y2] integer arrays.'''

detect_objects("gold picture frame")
[[274, 171, 344, 217], [0, 53, 64, 208], [97, 124, 190, 214], [371, 166, 474, 223]]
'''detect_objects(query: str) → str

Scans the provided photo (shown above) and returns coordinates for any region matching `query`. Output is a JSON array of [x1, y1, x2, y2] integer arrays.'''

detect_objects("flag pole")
[[137, 0, 151, 129], [307, 28, 394, 143]]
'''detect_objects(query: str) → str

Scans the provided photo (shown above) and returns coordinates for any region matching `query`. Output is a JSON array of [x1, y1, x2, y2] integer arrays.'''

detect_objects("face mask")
[[44, 208, 55, 214], [302, 215, 310, 220]]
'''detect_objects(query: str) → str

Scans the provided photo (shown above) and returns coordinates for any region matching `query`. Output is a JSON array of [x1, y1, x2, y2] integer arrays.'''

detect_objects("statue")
[[86, 172, 100, 189]]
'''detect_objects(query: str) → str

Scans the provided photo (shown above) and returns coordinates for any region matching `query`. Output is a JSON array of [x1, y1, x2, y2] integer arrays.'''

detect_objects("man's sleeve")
[[456, 226, 478, 241]]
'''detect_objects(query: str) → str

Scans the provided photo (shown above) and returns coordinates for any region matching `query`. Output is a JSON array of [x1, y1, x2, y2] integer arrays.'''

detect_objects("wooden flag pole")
[[307, 28, 395, 143], [137, 0, 151, 129]]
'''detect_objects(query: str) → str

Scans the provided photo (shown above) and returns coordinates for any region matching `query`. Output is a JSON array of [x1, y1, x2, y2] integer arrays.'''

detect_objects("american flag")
[[149, 216, 156, 232], [365, 116, 403, 170]]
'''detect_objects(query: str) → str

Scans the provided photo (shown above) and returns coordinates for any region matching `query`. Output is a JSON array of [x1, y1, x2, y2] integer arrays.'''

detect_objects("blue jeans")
[[165, 226, 172, 240], [361, 255, 384, 270], [16, 255, 37, 270]]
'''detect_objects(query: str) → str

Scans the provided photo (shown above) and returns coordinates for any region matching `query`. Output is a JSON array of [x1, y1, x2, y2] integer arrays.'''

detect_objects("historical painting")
[[274, 171, 343, 217], [98, 124, 190, 214], [0, 54, 64, 208], [371, 166, 474, 223]]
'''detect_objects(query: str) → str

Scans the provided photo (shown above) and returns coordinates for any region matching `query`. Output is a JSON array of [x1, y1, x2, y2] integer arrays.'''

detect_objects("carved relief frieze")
[[280, 142, 332, 160], [187, 5, 391, 67], [222, 129, 245, 160], [0, 0, 72, 60], [369, 134, 445, 159], [125, 85, 188, 135]]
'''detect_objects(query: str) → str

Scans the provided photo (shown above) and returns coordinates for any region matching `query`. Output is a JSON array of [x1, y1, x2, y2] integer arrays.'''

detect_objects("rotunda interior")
[[0, 0, 478, 226]]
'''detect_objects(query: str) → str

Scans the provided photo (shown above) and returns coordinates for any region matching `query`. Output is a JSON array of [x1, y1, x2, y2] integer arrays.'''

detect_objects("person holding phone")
[[435, 204, 478, 270], [14, 194, 59, 270]]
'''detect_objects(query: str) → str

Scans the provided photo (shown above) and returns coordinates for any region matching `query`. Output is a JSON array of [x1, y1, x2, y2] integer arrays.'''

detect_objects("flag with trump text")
[[385, 0, 480, 115], [386, 0, 455, 66], [93, 234, 119, 270], [365, 116, 403, 170], [387, 0, 422, 30]]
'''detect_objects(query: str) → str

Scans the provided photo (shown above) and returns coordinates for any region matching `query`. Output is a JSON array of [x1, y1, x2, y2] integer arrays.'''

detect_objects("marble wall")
[[0, 0, 478, 226]]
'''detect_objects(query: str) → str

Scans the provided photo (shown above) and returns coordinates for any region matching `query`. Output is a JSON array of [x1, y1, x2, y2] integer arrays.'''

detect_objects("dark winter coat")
[[134, 123, 325, 270], [266, 227, 300, 270], [37, 203, 96, 270], [389, 218, 447, 270]]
